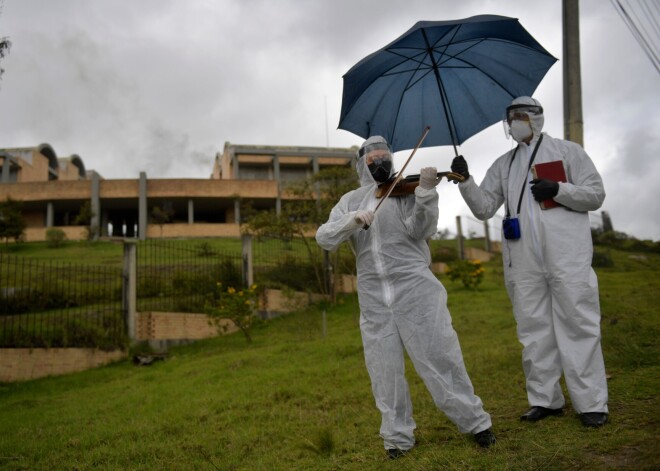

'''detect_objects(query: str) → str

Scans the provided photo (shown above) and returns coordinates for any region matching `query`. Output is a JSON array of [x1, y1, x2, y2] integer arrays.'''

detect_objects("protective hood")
[[356, 135, 394, 187], [508, 96, 545, 139]]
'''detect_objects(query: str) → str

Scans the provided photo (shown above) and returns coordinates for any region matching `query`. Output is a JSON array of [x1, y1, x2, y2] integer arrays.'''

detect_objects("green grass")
[[0, 249, 658, 470]]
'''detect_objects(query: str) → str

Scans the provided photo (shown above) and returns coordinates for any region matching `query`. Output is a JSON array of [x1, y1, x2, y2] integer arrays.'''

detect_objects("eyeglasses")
[[506, 104, 543, 123], [358, 141, 392, 159], [365, 150, 392, 166]]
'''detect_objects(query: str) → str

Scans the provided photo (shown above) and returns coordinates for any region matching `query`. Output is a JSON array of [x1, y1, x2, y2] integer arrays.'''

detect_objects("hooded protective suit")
[[457, 97, 608, 414], [316, 136, 492, 451]]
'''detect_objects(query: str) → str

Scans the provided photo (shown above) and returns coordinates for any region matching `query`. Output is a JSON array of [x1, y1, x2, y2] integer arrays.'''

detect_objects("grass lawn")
[[0, 248, 658, 470]]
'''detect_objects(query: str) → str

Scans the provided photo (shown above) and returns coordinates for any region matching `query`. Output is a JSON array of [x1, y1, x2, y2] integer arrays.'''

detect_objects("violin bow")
[[363, 126, 431, 230]]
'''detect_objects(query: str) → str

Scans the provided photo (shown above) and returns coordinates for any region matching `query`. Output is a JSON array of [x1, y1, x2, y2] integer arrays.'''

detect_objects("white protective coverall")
[[457, 98, 609, 414], [316, 136, 492, 451]]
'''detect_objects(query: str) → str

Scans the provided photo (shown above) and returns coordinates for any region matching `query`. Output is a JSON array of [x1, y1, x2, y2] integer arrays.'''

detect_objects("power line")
[[610, 0, 660, 74]]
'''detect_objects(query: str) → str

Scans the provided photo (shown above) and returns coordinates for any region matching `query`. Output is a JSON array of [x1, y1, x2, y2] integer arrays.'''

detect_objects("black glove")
[[529, 178, 559, 202], [451, 155, 469, 184]]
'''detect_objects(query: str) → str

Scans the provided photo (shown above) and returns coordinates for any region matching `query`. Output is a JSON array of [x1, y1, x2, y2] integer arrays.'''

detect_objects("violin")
[[375, 171, 465, 198]]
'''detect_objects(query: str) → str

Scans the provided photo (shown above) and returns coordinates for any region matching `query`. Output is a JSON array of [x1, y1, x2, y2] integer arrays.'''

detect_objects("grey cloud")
[[0, 0, 657, 239]]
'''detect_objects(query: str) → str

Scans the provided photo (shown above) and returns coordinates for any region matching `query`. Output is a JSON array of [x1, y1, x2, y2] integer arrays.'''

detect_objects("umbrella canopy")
[[338, 15, 557, 153]]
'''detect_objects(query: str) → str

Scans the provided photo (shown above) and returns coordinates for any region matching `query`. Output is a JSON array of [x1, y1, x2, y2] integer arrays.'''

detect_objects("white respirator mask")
[[509, 119, 533, 143]]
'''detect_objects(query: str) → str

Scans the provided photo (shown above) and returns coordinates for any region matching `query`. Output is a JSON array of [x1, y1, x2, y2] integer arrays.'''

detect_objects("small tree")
[[74, 201, 96, 240], [0, 197, 26, 245], [205, 283, 259, 343], [150, 202, 174, 238], [242, 166, 358, 295], [46, 228, 67, 248], [446, 259, 485, 289]]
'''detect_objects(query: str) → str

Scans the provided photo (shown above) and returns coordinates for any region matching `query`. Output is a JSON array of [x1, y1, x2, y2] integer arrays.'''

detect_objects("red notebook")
[[532, 160, 567, 209]]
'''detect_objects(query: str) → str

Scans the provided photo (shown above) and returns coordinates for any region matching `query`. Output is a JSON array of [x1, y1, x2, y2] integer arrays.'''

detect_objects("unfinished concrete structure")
[[0, 142, 356, 241]]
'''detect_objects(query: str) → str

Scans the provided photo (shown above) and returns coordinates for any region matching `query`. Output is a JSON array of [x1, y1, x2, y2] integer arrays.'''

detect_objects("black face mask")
[[368, 160, 392, 184]]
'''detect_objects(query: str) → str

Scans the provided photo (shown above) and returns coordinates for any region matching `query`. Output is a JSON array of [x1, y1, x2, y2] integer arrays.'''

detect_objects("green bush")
[[1, 288, 79, 314], [196, 242, 217, 257], [432, 246, 459, 263], [333, 249, 356, 275], [592, 250, 614, 268], [260, 255, 319, 292], [446, 259, 485, 289], [205, 283, 260, 343], [137, 275, 168, 298], [46, 228, 67, 248], [594, 230, 660, 253], [1, 314, 127, 350]]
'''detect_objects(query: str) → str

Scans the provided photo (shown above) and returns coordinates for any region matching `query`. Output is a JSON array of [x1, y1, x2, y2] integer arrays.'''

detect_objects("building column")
[[188, 199, 194, 224], [101, 210, 109, 237], [231, 149, 239, 178], [139, 172, 147, 240], [312, 156, 321, 208], [1, 152, 11, 183], [274, 153, 281, 215], [234, 199, 241, 224], [46, 202, 54, 228], [91, 173, 100, 240]]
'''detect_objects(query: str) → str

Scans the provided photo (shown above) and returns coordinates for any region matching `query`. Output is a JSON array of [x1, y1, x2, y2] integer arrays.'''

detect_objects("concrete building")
[[0, 141, 356, 241]]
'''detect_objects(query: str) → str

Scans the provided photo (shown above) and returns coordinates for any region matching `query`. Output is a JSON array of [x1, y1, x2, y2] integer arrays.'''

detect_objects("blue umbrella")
[[338, 15, 557, 154]]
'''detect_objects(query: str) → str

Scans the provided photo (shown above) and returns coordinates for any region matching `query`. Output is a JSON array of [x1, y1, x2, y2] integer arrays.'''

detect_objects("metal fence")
[[136, 239, 243, 314], [252, 237, 324, 293], [0, 237, 356, 348], [136, 237, 355, 310], [0, 252, 125, 348]]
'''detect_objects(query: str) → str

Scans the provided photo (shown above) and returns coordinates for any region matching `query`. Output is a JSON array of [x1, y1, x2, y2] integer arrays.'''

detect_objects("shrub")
[[446, 259, 485, 289], [592, 250, 614, 268], [196, 242, 217, 257], [1, 314, 127, 350], [432, 246, 459, 263], [261, 255, 319, 292], [205, 283, 260, 343], [46, 228, 67, 248], [593, 230, 660, 254]]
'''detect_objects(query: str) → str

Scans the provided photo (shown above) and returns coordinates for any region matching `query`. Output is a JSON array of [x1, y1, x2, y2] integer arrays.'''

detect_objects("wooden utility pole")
[[456, 216, 465, 260], [563, 0, 584, 147]]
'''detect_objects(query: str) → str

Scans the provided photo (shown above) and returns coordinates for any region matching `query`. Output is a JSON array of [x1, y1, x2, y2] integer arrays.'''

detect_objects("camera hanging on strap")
[[502, 135, 544, 240]]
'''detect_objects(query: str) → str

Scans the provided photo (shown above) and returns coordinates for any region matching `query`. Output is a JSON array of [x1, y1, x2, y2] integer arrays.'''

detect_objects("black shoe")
[[580, 412, 608, 428], [474, 428, 496, 448], [520, 406, 564, 422], [387, 448, 409, 460]]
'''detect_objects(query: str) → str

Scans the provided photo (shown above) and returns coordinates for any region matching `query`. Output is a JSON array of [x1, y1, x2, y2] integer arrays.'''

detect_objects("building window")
[[239, 165, 271, 180], [279, 167, 309, 182]]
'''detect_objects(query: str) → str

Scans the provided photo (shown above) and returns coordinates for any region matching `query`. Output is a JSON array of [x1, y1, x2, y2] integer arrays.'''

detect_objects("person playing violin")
[[316, 135, 495, 459]]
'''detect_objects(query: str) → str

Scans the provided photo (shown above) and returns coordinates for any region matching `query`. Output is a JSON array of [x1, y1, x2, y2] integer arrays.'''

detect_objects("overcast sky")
[[1, 0, 658, 240]]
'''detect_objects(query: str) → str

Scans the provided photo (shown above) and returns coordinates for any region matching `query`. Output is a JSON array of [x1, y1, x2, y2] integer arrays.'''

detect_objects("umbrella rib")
[[434, 41, 533, 99], [382, 48, 431, 73], [421, 27, 459, 155], [389, 51, 431, 146], [439, 37, 556, 62]]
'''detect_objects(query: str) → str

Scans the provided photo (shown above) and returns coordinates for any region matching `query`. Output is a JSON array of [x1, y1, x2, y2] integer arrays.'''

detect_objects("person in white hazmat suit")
[[451, 96, 609, 428], [316, 136, 495, 459]]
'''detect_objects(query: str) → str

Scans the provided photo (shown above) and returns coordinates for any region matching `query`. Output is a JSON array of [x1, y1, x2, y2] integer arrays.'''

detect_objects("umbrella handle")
[[363, 126, 431, 230]]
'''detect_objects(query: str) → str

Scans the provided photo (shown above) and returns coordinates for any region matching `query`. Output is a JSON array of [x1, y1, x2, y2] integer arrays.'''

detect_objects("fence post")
[[484, 220, 491, 253], [602, 210, 613, 232], [123, 240, 137, 343], [456, 215, 465, 260], [323, 249, 334, 298], [241, 234, 253, 288]]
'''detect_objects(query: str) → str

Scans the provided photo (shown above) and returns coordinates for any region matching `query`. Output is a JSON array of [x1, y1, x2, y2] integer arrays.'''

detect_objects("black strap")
[[505, 134, 544, 218]]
